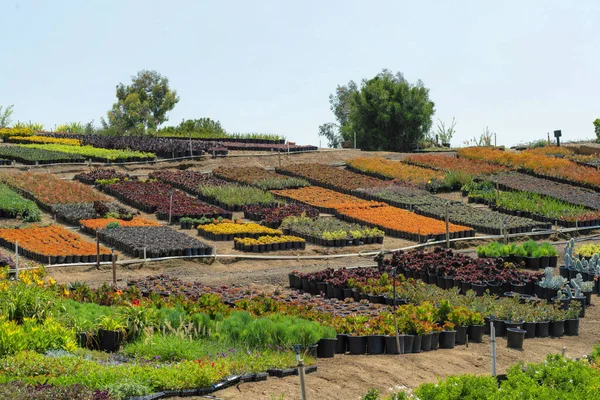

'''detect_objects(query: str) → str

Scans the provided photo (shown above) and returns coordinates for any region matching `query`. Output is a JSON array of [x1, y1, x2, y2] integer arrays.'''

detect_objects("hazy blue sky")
[[1, 1, 598, 147]]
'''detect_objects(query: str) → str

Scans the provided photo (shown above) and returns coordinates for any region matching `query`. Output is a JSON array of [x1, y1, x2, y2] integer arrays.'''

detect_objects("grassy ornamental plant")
[[198, 184, 275, 207]]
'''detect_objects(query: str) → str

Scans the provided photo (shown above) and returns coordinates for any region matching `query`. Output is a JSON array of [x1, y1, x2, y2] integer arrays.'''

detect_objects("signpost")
[[554, 130, 562, 146]]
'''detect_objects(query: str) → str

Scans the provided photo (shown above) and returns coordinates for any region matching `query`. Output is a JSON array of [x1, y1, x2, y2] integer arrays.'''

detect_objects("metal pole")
[[503, 223, 508, 245], [111, 249, 117, 286], [392, 267, 402, 354], [143, 247, 147, 264], [15, 241, 19, 280], [490, 319, 497, 376], [298, 359, 307, 400], [445, 202, 450, 248], [169, 192, 174, 225], [96, 229, 100, 270]]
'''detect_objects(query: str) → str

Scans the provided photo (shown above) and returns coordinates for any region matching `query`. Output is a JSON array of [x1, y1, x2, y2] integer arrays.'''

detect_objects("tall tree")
[[105, 70, 179, 135], [594, 118, 600, 141], [319, 70, 435, 152]]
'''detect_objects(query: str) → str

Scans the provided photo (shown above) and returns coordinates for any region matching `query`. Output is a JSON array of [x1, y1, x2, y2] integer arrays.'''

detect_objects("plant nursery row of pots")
[[282, 229, 383, 247], [233, 239, 306, 252]]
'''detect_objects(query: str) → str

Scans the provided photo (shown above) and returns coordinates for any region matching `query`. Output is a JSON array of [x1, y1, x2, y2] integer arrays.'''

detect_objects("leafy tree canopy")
[[104, 70, 179, 135], [319, 69, 435, 152]]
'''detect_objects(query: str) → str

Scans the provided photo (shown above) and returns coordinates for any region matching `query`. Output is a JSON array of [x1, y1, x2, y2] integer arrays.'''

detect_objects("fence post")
[[168, 192, 174, 225], [445, 202, 450, 248], [96, 229, 100, 269], [111, 249, 117, 286], [490, 318, 497, 376], [15, 241, 19, 280]]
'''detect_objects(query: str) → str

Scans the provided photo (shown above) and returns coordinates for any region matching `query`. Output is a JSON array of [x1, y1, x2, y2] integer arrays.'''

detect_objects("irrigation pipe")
[[8, 223, 600, 274]]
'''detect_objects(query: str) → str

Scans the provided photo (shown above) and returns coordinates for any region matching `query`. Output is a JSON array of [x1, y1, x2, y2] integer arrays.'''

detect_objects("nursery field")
[[3, 143, 600, 400]]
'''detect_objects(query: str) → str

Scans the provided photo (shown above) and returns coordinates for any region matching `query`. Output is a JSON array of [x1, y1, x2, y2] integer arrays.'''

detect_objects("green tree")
[[319, 70, 435, 152], [105, 70, 179, 135], [159, 118, 226, 137], [0, 105, 14, 128], [594, 118, 600, 141]]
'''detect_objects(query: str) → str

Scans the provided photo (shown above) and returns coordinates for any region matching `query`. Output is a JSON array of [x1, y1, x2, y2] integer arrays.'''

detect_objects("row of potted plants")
[[0, 172, 110, 212], [242, 203, 319, 228], [404, 153, 508, 176], [280, 215, 384, 247], [197, 184, 276, 211], [0, 127, 34, 139], [458, 146, 600, 190], [467, 180, 600, 226], [0, 184, 42, 222], [476, 241, 559, 269], [53, 201, 133, 226], [80, 216, 160, 234], [337, 204, 475, 241], [197, 221, 283, 241], [21, 143, 155, 162], [415, 201, 549, 235], [0, 225, 113, 263], [98, 226, 214, 258], [74, 168, 134, 185], [270, 186, 384, 214], [101, 180, 231, 221], [276, 163, 390, 193], [492, 172, 600, 210], [0, 145, 84, 164], [149, 170, 229, 196], [39, 132, 228, 158], [6, 134, 81, 146], [355, 184, 545, 234], [212, 166, 310, 189], [233, 235, 306, 252], [346, 157, 445, 186]]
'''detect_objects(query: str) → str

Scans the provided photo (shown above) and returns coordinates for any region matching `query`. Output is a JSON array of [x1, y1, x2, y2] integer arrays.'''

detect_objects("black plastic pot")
[[487, 281, 503, 296], [564, 318, 580, 336], [98, 329, 122, 352], [467, 325, 484, 343], [366, 335, 385, 355], [492, 319, 506, 337], [343, 288, 354, 300], [455, 325, 468, 345], [504, 321, 523, 331], [368, 294, 385, 304], [333, 286, 344, 300], [317, 282, 327, 296], [534, 284, 546, 300], [545, 288, 558, 301], [559, 266, 569, 279], [403, 335, 414, 354], [443, 276, 455, 289], [421, 333, 433, 352], [439, 330, 456, 349], [471, 283, 487, 296], [506, 328, 526, 350], [536, 321, 550, 338], [411, 335, 422, 353], [347, 336, 366, 355], [526, 257, 541, 269], [385, 335, 401, 354], [317, 338, 337, 358], [550, 320, 565, 337], [460, 281, 472, 294], [335, 334, 348, 354], [584, 292, 592, 308], [524, 322, 537, 339], [431, 331, 440, 350]]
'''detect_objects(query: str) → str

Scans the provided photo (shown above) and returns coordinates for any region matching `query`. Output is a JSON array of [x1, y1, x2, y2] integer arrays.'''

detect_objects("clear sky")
[[1, 0, 598, 147]]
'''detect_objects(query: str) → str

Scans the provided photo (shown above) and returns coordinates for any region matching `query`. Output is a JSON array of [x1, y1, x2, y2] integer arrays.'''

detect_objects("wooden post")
[[298, 360, 307, 400], [111, 249, 117, 286], [96, 229, 100, 269]]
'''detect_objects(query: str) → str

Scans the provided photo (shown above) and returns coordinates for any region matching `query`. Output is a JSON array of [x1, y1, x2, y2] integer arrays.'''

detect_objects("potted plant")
[[439, 322, 456, 349], [97, 315, 126, 352], [563, 301, 581, 336]]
